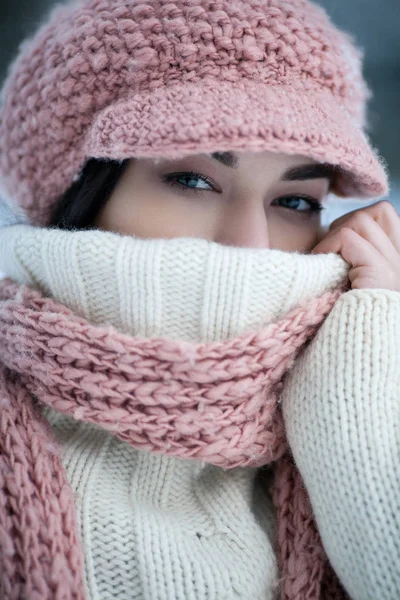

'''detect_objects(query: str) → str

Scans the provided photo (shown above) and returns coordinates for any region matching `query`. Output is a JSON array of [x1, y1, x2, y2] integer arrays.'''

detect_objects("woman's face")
[[94, 150, 335, 252]]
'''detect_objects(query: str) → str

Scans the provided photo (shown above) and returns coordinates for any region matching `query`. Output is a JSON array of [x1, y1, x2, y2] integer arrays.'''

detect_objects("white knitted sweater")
[[1, 224, 399, 600]]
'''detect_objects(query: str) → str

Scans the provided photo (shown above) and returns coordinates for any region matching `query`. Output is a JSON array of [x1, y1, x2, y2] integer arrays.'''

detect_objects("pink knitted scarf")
[[0, 277, 350, 600]]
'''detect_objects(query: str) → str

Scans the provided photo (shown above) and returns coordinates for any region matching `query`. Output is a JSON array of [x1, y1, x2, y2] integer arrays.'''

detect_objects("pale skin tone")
[[94, 150, 400, 292]]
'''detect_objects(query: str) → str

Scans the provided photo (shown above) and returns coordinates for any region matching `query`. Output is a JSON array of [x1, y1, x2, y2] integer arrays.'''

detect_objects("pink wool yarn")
[[0, 0, 388, 226], [0, 277, 349, 600]]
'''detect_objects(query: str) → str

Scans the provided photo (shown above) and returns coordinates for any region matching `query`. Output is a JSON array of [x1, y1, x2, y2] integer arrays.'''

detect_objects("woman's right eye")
[[161, 171, 216, 193]]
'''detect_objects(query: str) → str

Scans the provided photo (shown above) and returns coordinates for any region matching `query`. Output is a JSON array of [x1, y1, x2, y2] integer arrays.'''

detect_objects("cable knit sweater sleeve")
[[281, 288, 400, 600]]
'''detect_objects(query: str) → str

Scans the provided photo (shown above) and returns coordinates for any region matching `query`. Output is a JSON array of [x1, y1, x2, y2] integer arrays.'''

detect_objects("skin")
[[312, 201, 400, 291], [94, 150, 400, 291], [94, 150, 332, 252]]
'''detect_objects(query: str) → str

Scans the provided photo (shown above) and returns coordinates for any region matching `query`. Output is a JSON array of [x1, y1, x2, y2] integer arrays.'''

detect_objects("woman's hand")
[[311, 200, 400, 291]]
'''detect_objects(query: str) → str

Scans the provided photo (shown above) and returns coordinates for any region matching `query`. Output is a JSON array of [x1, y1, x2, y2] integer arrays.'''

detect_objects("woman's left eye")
[[273, 195, 324, 213], [160, 174, 323, 214], [162, 171, 216, 192]]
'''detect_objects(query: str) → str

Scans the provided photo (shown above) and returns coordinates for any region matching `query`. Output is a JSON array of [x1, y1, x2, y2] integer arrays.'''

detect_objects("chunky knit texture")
[[0, 281, 347, 600], [0, 365, 86, 600], [0, 226, 352, 600], [0, 0, 388, 226], [0, 279, 342, 468]]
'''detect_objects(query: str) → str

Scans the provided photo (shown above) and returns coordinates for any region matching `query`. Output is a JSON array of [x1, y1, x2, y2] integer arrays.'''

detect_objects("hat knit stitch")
[[0, 0, 389, 225]]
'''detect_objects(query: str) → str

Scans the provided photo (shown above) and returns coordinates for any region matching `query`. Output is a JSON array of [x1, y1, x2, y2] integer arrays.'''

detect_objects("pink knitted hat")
[[0, 0, 389, 226]]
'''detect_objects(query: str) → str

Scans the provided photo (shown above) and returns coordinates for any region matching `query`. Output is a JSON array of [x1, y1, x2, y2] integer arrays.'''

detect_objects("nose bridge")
[[215, 195, 270, 249]]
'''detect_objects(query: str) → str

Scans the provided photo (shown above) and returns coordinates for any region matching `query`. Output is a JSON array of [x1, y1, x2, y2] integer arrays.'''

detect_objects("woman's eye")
[[162, 171, 215, 192], [273, 195, 324, 213]]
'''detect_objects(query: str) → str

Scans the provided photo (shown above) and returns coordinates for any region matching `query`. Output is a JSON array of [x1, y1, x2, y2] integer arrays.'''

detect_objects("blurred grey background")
[[0, 0, 399, 222]]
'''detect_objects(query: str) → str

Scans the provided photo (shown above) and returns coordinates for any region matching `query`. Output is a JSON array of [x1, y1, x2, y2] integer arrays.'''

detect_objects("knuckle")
[[375, 200, 397, 217], [351, 210, 370, 227], [340, 226, 354, 239]]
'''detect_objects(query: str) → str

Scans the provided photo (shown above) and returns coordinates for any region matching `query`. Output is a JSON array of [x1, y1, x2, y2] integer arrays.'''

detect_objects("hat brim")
[[85, 80, 388, 199]]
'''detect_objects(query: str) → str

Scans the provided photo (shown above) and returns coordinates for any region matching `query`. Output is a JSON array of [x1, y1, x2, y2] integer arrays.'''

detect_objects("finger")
[[312, 211, 400, 263], [328, 201, 400, 254], [327, 201, 388, 231], [321, 227, 387, 274]]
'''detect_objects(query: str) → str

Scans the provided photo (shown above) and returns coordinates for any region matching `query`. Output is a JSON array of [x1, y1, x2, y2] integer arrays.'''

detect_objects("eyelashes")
[[160, 170, 325, 213], [273, 195, 324, 213], [161, 171, 216, 192]]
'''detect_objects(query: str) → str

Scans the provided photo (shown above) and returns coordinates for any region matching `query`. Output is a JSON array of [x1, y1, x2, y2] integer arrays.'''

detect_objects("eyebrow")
[[210, 151, 337, 183], [210, 151, 240, 169], [282, 163, 338, 183]]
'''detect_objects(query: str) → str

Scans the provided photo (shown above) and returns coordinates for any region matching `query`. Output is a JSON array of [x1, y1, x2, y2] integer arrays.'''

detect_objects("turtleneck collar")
[[0, 224, 349, 342]]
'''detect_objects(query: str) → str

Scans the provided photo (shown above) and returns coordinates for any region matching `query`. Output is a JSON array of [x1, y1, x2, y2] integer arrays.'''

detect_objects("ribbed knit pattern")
[[0, 226, 352, 600], [0, 0, 388, 226], [0, 225, 348, 342], [41, 408, 279, 600], [282, 288, 400, 599]]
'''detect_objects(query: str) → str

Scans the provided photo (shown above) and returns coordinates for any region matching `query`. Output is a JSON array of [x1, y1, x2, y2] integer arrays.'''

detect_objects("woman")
[[0, 0, 399, 599]]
